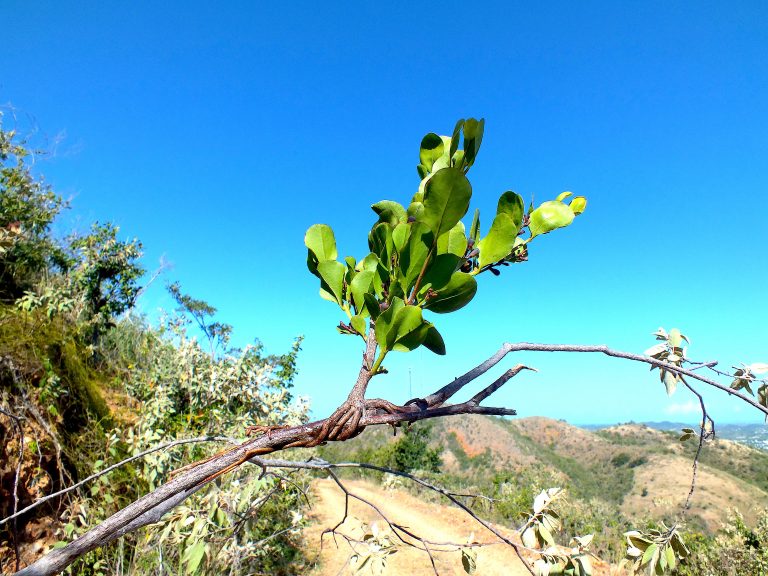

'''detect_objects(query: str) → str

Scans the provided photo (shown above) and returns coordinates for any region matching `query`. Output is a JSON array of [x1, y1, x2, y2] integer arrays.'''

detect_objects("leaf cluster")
[[622, 523, 688, 575], [305, 119, 586, 365]]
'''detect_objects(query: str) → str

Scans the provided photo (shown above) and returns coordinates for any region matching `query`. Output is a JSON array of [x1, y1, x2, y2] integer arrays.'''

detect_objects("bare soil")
[[303, 478, 612, 575]]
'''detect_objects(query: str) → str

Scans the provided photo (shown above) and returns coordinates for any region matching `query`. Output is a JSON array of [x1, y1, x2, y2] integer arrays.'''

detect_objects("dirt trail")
[[303, 478, 537, 575]]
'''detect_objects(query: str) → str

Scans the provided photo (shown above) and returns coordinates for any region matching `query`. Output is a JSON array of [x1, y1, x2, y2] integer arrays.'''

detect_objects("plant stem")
[[370, 351, 387, 375]]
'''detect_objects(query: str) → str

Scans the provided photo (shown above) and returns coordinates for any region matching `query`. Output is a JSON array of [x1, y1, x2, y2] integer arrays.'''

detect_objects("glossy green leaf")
[[419, 133, 444, 171], [478, 191, 524, 268], [374, 297, 405, 351], [556, 191, 573, 202], [368, 222, 393, 264], [364, 293, 381, 319], [437, 221, 467, 257], [304, 224, 338, 261], [391, 307, 430, 352], [419, 253, 461, 293], [529, 200, 575, 238], [358, 252, 380, 273], [392, 221, 410, 253], [463, 118, 485, 168], [450, 119, 464, 160], [350, 314, 367, 337], [419, 167, 472, 238], [372, 200, 407, 226], [344, 257, 357, 286], [422, 324, 446, 355], [424, 271, 477, 313], [350, 270, 374, 315], [399, 223, 434, 292], [317, 260, 345, 305], [416, 163, 428, 180], [452, 149, 465, 169]]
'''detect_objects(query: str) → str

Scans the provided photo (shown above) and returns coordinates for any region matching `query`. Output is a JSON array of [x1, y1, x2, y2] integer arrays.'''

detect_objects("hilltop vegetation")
[[0, 118, 311, 574]]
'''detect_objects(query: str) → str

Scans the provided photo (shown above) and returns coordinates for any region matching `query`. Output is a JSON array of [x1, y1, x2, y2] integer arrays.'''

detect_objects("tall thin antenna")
[[408, 367, 412, 398]]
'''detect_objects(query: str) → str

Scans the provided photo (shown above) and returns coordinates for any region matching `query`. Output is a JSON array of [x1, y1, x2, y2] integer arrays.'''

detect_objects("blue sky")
[[2, 1, 766, 424]]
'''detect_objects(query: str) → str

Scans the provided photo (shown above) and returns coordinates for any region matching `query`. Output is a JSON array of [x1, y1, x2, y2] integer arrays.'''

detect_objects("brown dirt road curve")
[[303, 478, 602, 576]]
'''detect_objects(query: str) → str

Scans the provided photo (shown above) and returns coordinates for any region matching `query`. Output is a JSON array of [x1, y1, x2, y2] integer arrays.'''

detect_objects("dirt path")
[[303, 478, 536, 575]]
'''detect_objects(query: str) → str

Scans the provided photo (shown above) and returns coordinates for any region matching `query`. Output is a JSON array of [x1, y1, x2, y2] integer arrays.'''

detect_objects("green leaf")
[[424, 271, 477, 313], [642, 543, 658, 567], [538, 524, 556, 546], [305, 224, 338, 261], [529, 200, 576, 238], [392, 221, 410, 254], [437, 221, 467, 257], [664, 545, 676, 571], [556, 191, 573, 202], [374, 297, 405, 351], [350, 270, 374, 315], [450, 119, 464, 160], [463, 118, 485, 169], [364, 293, 381, 319], [422, 324, 446, 355], [390, 305, 428, 352], [420, 253, 462, 292], [350, 315, 367, 337], [372, 200, 407, 226], [419, 167, 472, 238], [469, 208, 480, 244], [419, 133, 444, 172], [478, 191, 524, 268], [317, 260, 345, 305], [368, 222, 394, 264], [570, 196, 587, 215], [183, 541, 206, 575], [399, 223, 434, 293], [358, 253, 380, 273], [461, 547, 477, 574], [417, 163, 428, 180]]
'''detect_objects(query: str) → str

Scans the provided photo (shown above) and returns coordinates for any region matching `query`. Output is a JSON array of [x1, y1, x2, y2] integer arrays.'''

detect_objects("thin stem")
[[370, 351, 387, 375]]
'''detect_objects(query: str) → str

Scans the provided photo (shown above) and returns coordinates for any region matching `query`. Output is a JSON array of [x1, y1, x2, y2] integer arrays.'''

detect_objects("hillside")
[[319, 415, 768, 534]]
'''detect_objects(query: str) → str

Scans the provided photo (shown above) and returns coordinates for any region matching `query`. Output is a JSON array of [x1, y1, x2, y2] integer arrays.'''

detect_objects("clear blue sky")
[[2, 1, 766, 424]]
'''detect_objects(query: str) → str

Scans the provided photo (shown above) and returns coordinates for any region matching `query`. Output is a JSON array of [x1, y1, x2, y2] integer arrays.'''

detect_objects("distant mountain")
[[581, 421, 768, 452]]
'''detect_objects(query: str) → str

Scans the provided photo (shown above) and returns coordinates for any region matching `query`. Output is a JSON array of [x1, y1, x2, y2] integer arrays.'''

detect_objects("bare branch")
[[679, 379, 714, 516], [0, 436, 238, 527], [497, 342, 768, 417], [468, 365, 535, 406]]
